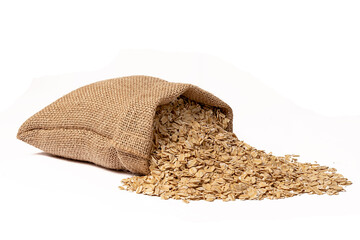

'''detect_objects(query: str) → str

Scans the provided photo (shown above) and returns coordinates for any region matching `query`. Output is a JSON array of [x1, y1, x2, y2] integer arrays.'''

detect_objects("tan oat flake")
[[120, 96, 352, 202]]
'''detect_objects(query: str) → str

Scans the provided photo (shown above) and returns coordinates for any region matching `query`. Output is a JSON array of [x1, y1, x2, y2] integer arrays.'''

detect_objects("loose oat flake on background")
[[120, 96, 352, 202]]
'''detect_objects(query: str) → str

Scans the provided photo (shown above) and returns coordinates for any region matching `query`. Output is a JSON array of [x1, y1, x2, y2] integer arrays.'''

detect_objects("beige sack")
[[17, 75, 233, 174]]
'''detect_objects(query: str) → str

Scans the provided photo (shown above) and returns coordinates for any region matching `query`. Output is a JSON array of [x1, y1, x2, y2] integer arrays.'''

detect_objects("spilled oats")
[[120, 96, 352, 202]]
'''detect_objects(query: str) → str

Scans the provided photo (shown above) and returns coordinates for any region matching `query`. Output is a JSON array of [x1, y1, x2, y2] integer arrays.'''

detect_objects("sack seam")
[[18, 127, 151, 160]]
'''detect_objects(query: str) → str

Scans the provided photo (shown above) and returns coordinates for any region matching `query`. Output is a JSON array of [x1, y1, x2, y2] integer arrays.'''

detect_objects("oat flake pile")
[[120, 96, 352, 202]]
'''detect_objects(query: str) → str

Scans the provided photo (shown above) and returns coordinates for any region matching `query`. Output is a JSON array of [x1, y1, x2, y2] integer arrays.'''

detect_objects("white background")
[[0, 1, 359, 240]]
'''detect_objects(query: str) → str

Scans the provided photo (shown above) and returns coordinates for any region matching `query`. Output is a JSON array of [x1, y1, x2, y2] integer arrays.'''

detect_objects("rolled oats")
[[120, 96, 352, 202]]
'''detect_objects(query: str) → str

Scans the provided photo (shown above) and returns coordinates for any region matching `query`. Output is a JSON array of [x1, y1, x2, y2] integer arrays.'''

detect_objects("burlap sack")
[[17, 75, 233, 174]]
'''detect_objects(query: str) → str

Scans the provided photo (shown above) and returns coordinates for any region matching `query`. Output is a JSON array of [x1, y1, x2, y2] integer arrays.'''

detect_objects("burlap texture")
[[17, 75, 233, 174]]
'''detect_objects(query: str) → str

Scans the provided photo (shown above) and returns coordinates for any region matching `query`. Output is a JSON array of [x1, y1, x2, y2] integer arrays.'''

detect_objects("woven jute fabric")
[[17, 75, 233, 174]]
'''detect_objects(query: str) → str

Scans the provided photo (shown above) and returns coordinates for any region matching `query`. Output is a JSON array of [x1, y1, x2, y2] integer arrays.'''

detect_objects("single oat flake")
[[120, 96, 352, 202]]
